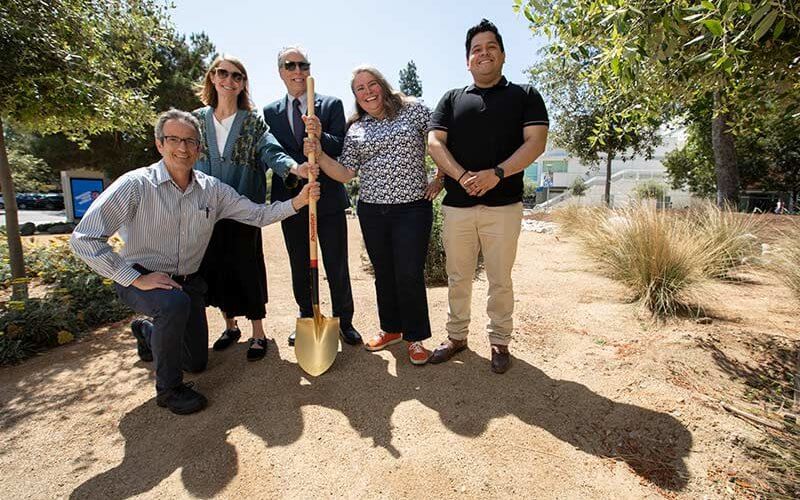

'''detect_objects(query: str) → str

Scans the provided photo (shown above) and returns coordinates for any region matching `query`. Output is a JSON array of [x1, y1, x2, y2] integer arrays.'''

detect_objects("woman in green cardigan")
[[194, 54, 311, 361]]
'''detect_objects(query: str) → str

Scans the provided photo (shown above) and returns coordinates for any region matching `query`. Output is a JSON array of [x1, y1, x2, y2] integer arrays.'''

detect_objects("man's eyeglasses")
[[160, 136, 200, 148], [214, 67, 246, 82], [283, 61, 311, 71]]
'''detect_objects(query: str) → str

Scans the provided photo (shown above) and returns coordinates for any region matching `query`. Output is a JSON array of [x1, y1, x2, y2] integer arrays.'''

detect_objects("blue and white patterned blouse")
[[338, 100, 431, 204]]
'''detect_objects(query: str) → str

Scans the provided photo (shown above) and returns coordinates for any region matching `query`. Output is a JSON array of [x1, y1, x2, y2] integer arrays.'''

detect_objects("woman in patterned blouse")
[[304, 65, 434, 365], [194, 55, 311, 362]]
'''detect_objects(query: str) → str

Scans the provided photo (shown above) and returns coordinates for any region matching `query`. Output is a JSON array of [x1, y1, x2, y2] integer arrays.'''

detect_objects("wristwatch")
[[493, 166, 505, 180]]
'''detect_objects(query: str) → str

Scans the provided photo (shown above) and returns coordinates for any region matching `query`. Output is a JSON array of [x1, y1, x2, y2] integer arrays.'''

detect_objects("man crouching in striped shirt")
[[70, 109, 320, 415]]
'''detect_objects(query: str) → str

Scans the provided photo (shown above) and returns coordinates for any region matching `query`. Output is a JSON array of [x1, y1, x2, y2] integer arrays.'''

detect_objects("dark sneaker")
[[156, 382, 208, 415], [212, 327, 241, 351], [131, 319, 153, 362], [246, 337, 267, 361]]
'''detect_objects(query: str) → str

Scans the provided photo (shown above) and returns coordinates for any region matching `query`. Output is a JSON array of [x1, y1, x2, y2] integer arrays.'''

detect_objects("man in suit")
[[264, 46, 361, 346]]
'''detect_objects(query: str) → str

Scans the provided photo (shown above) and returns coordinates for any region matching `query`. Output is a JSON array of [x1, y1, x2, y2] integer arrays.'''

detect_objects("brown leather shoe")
[[428, 338, 468, 364], [491, 344, 511, 374]]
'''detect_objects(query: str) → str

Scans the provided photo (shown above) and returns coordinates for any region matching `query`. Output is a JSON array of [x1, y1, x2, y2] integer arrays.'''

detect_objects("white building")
[[528, 128, 694, 208]]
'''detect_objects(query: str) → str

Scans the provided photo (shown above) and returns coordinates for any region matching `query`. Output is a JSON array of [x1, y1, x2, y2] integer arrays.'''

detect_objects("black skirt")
[[199, 219, 268, 320]]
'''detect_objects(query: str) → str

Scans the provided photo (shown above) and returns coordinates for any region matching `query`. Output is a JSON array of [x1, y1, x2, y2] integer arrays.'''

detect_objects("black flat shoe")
[[156, 382, 207, 415], [131, 319, 153, 362], [246, 337, 267, 361], [212, 327, 241, 351], [340, 325, 363, 346]]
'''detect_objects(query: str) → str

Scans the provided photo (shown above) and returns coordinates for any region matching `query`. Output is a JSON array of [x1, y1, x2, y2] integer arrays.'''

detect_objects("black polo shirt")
[[430, 76, 549, 207]]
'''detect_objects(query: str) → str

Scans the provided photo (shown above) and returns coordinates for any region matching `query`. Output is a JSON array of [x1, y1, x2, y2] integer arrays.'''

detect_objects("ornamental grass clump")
[[553, 203, 609, 235], [768, 221, 800, 303], [573, 205, 711, 317], [685, 200, 763, 279]]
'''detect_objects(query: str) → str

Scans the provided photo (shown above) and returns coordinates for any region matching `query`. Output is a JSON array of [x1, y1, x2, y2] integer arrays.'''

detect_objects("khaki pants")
[[442, 202, 523, 346]]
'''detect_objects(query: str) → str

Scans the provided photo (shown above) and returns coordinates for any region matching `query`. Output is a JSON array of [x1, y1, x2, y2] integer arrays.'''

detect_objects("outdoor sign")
[[60, 170, 107, 222], [70, 178, 104, 219]]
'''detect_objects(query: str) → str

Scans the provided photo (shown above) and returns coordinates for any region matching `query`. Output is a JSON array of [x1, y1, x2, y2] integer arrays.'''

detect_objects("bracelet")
[[457, 171, 467, 183]]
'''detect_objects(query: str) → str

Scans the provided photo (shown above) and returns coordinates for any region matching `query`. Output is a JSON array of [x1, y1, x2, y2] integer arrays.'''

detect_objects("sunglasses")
[[214, 67, 246, 82], [283, 60, 311, 71]]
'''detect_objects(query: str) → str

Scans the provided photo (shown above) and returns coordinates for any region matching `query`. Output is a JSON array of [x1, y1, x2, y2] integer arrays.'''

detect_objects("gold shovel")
[[295, 76, 340, 376]]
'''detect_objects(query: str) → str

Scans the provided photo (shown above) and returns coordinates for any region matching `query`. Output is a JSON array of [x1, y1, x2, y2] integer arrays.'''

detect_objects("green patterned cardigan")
[[193, 106, 297, 204]]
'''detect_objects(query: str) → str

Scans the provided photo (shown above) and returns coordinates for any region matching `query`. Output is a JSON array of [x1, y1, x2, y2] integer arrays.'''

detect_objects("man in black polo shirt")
[[427, 19, 549, 373]]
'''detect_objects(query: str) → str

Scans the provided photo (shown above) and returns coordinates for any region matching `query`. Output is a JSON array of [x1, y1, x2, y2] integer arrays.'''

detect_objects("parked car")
[[15, 193, 40, 209], [34, 193, 64, 210]]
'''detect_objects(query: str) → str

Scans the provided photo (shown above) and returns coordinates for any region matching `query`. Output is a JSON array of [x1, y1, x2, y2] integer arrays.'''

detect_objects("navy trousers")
[[281, 208, 355, 328], [116, 275, 208, 394]]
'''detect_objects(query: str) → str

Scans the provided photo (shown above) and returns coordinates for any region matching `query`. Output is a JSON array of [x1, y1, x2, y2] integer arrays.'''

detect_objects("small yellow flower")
[[8, 301, 25, 311], [57, 330, 74, 345]]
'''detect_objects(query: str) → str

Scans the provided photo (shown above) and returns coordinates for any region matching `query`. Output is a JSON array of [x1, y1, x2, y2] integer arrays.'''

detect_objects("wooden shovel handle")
[[306, 77, 320, 307]]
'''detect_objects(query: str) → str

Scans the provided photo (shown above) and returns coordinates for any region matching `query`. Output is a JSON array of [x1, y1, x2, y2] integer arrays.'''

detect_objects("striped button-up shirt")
[[70, 161, 297, 287]]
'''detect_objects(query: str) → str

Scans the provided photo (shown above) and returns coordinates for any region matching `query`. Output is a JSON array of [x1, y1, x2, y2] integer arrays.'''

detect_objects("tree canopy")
[[399, 60, 423, 98], [516, 0, 800, 205], [530, 56, 662, 205], [0, 0, 173, 298], [29, 31, 216, 179]]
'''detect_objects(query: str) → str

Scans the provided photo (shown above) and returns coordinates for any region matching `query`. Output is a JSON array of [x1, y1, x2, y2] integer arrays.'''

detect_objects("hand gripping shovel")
[[295, 76, 340, 376]]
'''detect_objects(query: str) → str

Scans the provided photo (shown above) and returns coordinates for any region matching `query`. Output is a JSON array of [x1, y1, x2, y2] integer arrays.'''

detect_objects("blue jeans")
[[115, 275, 208, 395], [358, 199, 432, 342]]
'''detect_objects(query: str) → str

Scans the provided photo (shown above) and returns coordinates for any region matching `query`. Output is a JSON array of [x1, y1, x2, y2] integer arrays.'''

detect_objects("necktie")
[[292, 98, 306, 148]]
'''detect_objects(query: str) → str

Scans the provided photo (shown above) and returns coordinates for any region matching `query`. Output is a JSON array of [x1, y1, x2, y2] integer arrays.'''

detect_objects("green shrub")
[[570, 177, 588, 197], [0, 237, 131, 364], [346, 177, 360, 208], [523, 177, 537, 199], [633, 180, 667, 200], [425, 198, 448, 286], [0, 299, 76, 365]]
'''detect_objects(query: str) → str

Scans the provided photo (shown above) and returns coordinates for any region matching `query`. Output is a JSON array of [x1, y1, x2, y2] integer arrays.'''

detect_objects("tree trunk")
[[711, 92, 739, 208], [0, 117, 28, 299], [604, 151, 613, 207]]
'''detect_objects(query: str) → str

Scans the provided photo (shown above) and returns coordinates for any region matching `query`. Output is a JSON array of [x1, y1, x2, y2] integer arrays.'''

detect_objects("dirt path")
[[1, 219, 795, 498]]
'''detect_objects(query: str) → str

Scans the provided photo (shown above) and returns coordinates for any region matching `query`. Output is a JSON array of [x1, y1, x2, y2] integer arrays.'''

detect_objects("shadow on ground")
[[68, 341, 692, 498], [698, 332, 797, 408]]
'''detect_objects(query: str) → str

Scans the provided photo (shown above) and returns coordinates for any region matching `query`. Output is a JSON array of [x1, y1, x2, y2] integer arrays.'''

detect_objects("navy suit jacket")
[[264, 94, 350, 216]]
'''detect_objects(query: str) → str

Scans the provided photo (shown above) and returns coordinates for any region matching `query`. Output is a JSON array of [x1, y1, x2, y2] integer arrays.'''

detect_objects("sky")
[[169, 0, 546, 113]]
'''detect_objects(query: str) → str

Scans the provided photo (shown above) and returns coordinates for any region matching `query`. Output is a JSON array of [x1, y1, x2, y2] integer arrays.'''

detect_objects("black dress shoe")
[[130, 319, 153, 362], [339, 325, 362, 345], [212, 327, 241, 351], [491, 344, 511, 374], [288, 331, 296, 346], [156, 382, 207, 415], [246, 338, 267, 361]]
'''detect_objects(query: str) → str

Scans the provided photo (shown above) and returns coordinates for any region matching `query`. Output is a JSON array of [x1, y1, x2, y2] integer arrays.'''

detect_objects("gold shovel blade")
[[295, 315, 340, 376]]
